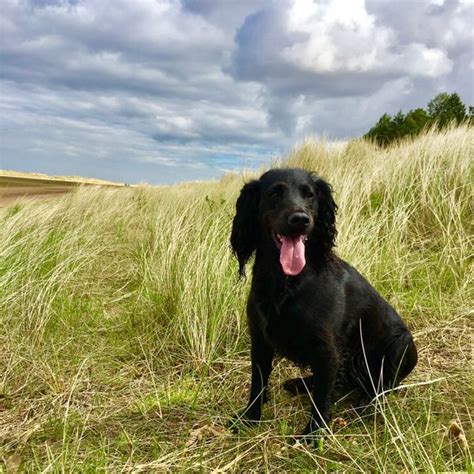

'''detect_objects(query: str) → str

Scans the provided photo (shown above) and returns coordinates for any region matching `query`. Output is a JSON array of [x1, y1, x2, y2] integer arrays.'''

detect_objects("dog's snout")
[[288, 212, 310, 228]]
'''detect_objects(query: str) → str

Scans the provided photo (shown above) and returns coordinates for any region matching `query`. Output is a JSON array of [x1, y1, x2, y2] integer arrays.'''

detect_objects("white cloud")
[[239, 0, 452, 78], [0, 0, 472, 183]]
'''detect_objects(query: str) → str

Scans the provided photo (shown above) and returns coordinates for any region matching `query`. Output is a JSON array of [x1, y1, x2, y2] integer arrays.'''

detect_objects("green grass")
[[1, 126, 472, 472]]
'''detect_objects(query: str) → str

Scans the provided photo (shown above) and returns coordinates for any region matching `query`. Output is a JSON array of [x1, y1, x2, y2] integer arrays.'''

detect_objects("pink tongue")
[[279, 235, 306, 276]]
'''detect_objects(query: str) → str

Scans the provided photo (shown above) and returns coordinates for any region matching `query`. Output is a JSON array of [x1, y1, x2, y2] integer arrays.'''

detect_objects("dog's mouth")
[[271, 230, 309, 277]]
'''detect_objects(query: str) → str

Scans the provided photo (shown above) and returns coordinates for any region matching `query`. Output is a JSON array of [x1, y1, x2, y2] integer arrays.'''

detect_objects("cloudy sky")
[[0, 0, 472, 184]]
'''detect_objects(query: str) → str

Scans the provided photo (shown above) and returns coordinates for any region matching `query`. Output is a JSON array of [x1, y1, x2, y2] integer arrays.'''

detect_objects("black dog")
[[230, 168, 417, 438]]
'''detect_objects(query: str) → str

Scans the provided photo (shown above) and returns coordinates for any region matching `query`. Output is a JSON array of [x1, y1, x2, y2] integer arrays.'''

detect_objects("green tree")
[[400, 115, 418, 137], [364, 92, 470, 147], [403, 108, 431, 136], [365, 113, 395, 146], [427, 92, 450, 118], [427, 92, 467, 128], [392, 110, 405, 138], [447, 93, 467, 123], [392, 110, 405, 127]]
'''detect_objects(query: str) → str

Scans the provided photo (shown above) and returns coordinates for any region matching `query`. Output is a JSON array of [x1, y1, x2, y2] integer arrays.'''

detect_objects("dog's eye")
[[268, 184, 285, 198], [300, 185, 314, 199]]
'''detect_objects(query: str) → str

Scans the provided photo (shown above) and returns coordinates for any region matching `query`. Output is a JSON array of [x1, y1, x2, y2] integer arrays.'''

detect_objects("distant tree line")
[[364, 92, 473, 146]]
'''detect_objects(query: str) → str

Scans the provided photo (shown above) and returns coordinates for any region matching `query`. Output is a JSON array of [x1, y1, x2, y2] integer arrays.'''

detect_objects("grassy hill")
[[0, 126, 472, 471]]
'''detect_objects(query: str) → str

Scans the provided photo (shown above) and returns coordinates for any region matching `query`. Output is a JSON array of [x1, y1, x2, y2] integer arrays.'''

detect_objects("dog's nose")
[[288, 212, 310, 227]]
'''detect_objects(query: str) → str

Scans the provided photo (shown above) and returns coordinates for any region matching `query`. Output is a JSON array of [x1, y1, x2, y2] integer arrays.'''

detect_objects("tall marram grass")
[[1, 126, 472, 472]]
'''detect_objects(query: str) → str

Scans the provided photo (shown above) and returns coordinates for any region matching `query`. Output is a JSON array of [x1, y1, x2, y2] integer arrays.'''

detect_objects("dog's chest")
[[257, 290, 315, 365]]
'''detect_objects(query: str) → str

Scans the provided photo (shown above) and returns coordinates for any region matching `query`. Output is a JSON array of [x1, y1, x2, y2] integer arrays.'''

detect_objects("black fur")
[[230, 168, 417, 439]]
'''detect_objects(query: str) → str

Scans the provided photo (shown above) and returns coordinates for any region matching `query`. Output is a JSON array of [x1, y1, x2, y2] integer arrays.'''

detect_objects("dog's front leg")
[[242, 325, 274, 422], [301, 336, 338, 438]]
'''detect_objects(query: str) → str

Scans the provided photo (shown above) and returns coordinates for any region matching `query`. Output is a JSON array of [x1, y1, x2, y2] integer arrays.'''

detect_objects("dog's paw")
[[228, 409, 261, 433], [293, 423, 327, 447]]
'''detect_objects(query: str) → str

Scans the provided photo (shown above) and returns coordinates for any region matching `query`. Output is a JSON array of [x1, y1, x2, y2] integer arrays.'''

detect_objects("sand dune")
[[0, 170, 127, 207]]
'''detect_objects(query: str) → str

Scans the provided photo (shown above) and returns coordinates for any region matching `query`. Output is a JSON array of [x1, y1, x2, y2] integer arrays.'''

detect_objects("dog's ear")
[[230, 179, 261, 277], [311, 176, 337, 262]]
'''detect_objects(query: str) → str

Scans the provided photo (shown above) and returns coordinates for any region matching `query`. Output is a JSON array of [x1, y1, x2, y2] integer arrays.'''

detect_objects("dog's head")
[[230, 168, 337, 277]]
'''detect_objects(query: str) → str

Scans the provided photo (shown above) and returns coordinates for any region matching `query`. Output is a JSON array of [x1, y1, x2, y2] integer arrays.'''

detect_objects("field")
[[0, 172, 125, 208], [0, 126, 472, 472]]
